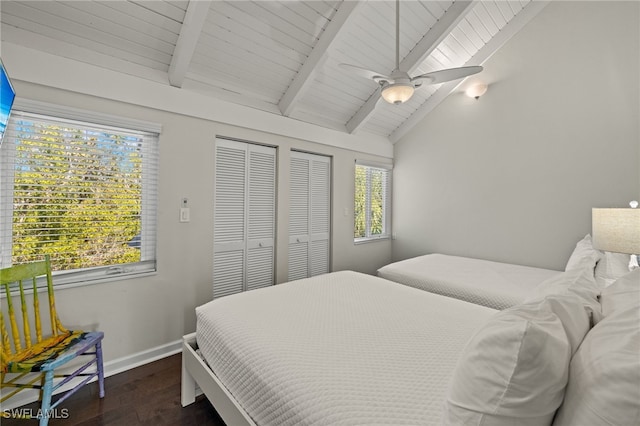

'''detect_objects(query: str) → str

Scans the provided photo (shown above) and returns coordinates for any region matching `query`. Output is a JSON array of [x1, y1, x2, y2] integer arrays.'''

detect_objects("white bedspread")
[[377, 254, 561, 310], [196, 270, 495, 426]]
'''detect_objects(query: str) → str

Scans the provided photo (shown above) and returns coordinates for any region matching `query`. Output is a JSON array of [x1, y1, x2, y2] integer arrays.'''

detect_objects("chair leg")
[[39, 370, 54, 426], [39, 372, 46, 402], [96, 340, 105, 398]]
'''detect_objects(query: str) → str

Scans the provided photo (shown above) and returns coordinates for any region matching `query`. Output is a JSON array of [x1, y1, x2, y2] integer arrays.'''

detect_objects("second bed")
[[377, 253, 561, 310]]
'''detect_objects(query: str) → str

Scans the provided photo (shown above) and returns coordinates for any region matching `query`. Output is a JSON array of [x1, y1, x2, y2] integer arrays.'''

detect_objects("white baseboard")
[[104, 339, 182, 377], [2, 339, 182, 410]]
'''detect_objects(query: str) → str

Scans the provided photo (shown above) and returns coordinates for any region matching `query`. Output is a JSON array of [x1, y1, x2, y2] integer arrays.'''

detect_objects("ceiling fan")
[[340, 0, 483, 105]]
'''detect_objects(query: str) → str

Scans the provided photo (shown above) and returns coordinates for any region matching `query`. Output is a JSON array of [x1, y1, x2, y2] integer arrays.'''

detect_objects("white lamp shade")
[[381, 83, 414, 104], [592, 208, 640, 254]]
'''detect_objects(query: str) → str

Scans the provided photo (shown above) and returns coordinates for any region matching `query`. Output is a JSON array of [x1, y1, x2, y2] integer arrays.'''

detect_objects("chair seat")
[[4, 331, 104, 374]]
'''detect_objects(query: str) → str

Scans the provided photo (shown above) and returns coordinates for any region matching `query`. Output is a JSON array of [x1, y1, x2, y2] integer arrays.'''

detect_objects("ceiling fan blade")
[[411, 66, 483, 85], [339, 63, 391, 84]]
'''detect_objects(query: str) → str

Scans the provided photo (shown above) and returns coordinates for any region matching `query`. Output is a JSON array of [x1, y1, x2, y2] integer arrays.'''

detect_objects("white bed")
[[182, 270, 495, 425], [377, 254, 562, 310]]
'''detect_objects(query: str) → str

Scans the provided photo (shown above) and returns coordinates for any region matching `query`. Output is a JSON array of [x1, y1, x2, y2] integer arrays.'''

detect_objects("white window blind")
[[354, 161, 392, 242], [0, 109, 159, 285]]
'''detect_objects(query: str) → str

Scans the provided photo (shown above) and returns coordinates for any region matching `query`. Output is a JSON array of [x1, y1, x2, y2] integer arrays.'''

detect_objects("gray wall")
[[10, 81, 392, 363], [392, 1, 640, 271]]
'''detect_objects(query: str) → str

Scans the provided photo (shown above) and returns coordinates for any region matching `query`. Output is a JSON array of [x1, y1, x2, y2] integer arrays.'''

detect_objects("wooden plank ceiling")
[[0, 0, 547, 142]]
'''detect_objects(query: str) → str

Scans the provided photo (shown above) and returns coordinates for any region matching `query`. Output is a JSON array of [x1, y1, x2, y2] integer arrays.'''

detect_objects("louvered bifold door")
[[213, 139, 275, 298], [288, 155, 310, 281], [214, 139, 247, 298], [246, 145, 276, 291], [288, 151, 331, 281], [310, 157, 330, 276]]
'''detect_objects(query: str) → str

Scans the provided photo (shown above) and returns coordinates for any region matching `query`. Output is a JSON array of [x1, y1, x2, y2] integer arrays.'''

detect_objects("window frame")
[[354, 160, 392, 244], [0, 99, 161, 289]]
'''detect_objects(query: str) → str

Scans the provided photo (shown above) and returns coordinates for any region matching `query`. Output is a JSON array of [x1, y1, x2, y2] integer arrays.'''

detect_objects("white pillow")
[[443, 266, 604, 426], [565, 234, 601, 272], [600, 268, 640, 317], [444, 300, 571, 425], [531, 263, 603, 334], [534, 260, 600, 300], [552, 304, 640, 426], [595, 251, 632, 288]]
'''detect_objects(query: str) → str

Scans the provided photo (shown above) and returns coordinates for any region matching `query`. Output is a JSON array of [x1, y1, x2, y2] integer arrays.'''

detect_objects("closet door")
[[310, 158, 330, 276], [288, 154, 310, 280], [213, 138, 275, 298], [246, 147, 276, 291], [213, 140, 246, 298], [288, 151, 330, 281]]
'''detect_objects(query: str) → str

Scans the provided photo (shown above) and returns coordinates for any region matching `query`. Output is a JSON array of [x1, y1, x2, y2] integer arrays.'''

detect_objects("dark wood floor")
[[2, 354, 226, 426]]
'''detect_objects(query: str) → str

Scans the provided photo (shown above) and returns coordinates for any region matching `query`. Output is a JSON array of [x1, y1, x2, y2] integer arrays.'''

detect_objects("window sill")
[[354, 236, 391, 245], [1, 269, 157, 297], [50, 270, 157, 292]]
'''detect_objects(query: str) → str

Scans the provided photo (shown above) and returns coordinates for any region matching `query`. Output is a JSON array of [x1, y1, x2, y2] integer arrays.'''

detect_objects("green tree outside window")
[[6, 120, 145, 271], [354, 164, 390, 241]]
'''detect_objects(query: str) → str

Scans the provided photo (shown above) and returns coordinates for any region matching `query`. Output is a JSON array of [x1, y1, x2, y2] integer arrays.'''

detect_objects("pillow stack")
[[444, 232, 640, 426], [552, 268, 640, 426], [443, 264, 601, 425], [443, 235, 640, 426]]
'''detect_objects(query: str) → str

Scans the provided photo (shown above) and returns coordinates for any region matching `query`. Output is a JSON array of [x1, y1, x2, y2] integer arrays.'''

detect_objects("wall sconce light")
[[466, 83, 488, 100]]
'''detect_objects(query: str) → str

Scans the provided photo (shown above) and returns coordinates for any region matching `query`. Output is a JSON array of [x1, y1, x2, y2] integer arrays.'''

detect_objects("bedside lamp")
[[592, 201, 640, 270]]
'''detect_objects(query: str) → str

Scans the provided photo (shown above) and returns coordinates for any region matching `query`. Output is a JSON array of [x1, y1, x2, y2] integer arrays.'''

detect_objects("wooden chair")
[[0, 256, 104, 426]]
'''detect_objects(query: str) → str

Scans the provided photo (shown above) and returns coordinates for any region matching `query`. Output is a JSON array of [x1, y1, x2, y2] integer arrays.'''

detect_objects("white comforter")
[[196, 270, 495, 426], [378, 254, 561, 310]]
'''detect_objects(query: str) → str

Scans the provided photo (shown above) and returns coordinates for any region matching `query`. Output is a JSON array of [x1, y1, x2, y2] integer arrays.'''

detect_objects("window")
[[354, 161, 391, 242], [0, 101, 159, 286]]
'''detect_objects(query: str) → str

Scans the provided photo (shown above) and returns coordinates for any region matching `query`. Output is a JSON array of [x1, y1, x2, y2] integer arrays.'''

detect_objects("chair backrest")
[[0, 255, 68, 360]]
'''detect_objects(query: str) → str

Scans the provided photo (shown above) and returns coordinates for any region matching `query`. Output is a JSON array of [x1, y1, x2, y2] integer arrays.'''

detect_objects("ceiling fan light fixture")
[[340, 0, 484, 108], [381, 83, 414, 105]]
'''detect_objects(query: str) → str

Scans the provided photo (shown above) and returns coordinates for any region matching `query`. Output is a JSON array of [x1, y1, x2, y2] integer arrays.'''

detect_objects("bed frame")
[[181, 332, 256, 426]]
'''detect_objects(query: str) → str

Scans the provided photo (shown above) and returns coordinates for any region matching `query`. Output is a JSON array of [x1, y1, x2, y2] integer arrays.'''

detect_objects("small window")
[[354, 162, 391, 243], [0, 104, 159, 286]]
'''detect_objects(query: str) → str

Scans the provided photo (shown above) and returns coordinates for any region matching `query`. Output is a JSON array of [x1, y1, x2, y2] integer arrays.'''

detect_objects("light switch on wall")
[[180, 207, 190, 222], [180, 198, 190, 222]]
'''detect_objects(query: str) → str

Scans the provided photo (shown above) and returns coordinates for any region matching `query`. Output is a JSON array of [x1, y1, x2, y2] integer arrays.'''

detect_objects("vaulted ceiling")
[[1, 0, 548, 143]]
